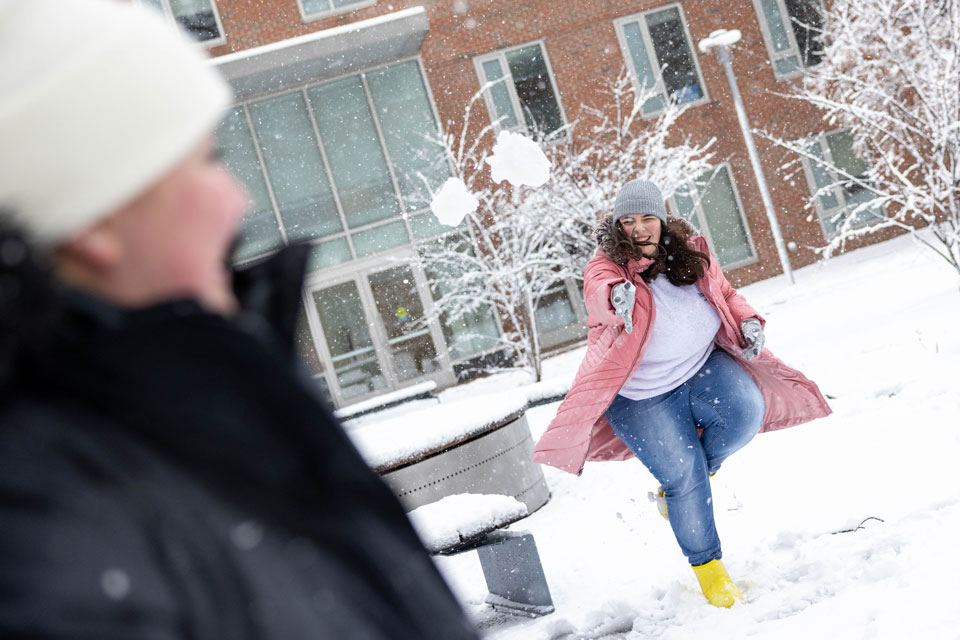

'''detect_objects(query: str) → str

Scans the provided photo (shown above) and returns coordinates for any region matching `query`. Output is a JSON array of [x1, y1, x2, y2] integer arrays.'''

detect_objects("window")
[[138, 0, 225, 46], [753, 0, 825, 78], [615, 5, 708, 116], [299, 0, 374, 21], [801, 131, 884, 237], [536, 286, 577, 333], [216, 60, 449, 268], [474, 42, 566, 137], [422, 235, 502, 362], [668, 165, 757, 269], [535, 278, 587, 349], [216, 109, 281, 262]]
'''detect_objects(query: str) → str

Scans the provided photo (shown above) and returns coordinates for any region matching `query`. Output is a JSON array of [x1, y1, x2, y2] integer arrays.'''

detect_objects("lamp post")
[[698, 29, 795, 285]]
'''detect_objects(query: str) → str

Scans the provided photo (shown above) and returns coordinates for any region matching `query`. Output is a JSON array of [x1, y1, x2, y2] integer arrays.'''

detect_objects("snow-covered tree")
[[767, 0, 960, 276], [412, 71, 715, 381]]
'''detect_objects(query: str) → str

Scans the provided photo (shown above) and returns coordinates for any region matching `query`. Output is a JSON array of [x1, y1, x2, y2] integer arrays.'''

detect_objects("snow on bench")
[[408, 493, 528, 554], [523, 378, 571, 408], [409, 493, 553, 617], [350, 390, 528, 473]]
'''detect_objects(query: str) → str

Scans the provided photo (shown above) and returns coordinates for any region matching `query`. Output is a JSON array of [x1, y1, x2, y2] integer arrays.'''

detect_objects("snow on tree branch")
[[763, 0, 960, 275]]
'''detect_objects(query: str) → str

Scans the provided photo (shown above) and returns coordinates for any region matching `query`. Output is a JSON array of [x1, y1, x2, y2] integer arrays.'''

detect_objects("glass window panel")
[[442, 308, 500, 360], [410, 211, 459, 240], [352, 220, 409, 257], [622, 21, 666, 114], [366, 62, 450, 212], [774, 55, 801, 75], [784, 0, 824, 66], [844, 188, 885, 226], [443, 308, 500, 360], [217, 108, 282, 262], [423, 237, 501, 360], [332, 0, 365, 8], [312, 282, 387, 400], [696, 168, 753, 267], [306, 237, 352, 272], [481, 59, 520, 129], [248, 93, 341, 242], [368, 267, 439, 381], [536, 288, 577, 332], [806, 140, 841, 211], [671, 185, 700, 228], [826, 132, 883, 227], [826, 131, 870, 181], [645, 8, 702, 104], [301, 0, 331, 14], [308, 77, 400, 228], [169, 0, 220, 42], [760, 0, 793, 52], [505, 45, 564, 135]]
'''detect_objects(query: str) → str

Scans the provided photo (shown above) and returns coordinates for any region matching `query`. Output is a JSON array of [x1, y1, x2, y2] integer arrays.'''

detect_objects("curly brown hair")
[[594, 213, 710, 286]]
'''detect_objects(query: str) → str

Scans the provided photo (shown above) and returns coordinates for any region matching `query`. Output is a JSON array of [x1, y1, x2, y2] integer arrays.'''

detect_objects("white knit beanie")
[[0, 0, 232, 245]]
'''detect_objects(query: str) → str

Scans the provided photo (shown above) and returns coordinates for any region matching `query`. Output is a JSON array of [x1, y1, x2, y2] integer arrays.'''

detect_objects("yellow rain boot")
[[692, 559, 742, 608]]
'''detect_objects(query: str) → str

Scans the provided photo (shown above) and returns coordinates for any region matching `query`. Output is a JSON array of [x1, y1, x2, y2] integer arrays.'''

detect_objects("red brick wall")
[[208, 0, 899, 286]]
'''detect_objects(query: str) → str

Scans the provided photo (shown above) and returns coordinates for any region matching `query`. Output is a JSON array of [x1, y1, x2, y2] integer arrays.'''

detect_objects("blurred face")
[[618, 214, 662, 257], [71, 136, 249, 314]]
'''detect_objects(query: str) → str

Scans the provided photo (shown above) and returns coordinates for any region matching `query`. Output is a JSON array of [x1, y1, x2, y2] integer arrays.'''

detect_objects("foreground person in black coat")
[[0, 235, 479, 640], [0, 1, 479, 638]]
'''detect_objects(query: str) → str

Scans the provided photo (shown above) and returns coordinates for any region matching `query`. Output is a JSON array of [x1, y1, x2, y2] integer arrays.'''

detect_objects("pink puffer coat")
[[533, 236, 832, 475]]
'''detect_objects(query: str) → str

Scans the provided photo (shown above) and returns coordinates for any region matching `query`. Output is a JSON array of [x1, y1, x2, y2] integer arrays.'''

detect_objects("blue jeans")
[[605, 349, 764, 566]]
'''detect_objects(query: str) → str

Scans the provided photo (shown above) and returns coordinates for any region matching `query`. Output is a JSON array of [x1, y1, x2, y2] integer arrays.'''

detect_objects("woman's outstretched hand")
[[741, 318, 764, 360], [611, 281, 636, 334]]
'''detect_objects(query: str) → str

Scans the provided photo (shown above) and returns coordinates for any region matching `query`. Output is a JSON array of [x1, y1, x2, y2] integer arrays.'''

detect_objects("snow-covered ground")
[[354, 231, 960, 639]]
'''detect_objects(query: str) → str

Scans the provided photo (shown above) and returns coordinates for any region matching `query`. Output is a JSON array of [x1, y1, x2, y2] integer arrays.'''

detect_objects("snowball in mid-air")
[[430, 177, 478, 227], [484, 130, 550, 187]]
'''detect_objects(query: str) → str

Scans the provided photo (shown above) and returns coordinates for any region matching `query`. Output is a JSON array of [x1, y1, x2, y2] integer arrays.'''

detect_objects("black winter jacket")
[[0, 237, 479, 639]]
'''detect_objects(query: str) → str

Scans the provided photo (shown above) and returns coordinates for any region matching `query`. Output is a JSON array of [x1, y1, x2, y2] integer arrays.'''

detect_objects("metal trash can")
[[378, 408, 550, 515]]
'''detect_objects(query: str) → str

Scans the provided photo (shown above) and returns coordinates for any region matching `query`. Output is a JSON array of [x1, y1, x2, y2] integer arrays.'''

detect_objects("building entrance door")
[[368, 266, 440, 382], [306, 263, 451, 408], [311, 280, 388, 402]]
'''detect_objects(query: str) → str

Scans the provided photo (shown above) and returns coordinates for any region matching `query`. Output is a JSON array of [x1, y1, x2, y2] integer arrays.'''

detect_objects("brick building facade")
[[142, 0, 889, 409]]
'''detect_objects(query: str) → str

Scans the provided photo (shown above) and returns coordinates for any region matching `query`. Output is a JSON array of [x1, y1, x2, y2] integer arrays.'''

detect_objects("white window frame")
[[298, 0, 376, 23], [799, 129, 886, 239], [667, 163, 758, 271], [751, 0, 825, 80], [137, 0, 226, 48], [473, 40, 569, 139], [613, 3, 710, 118]]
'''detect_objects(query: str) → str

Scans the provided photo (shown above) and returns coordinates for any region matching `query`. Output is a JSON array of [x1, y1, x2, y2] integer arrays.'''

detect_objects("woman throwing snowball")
[[533, 179, 831, 608]]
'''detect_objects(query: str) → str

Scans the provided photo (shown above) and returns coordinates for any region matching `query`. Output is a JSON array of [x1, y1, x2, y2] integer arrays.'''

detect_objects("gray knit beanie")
[[613, 180, 667, 224]]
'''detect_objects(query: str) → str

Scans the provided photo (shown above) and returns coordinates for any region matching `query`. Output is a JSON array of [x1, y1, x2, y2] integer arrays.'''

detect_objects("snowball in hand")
[[430, 177, 479, 227], [484, 130, 550, 187]]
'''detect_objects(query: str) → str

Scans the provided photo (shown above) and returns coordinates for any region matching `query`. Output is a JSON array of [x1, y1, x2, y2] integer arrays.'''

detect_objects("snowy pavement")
[[356, 231, 960, 639]]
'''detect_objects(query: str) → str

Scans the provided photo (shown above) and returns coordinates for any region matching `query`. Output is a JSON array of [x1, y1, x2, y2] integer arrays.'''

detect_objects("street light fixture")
[[699, 29, 795, 285]]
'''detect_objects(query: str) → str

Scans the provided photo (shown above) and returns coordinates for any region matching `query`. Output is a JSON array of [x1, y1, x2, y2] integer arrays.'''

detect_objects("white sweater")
[[618, 275, 721, 401]]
